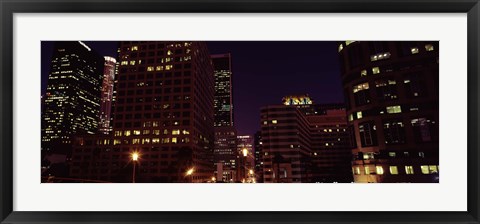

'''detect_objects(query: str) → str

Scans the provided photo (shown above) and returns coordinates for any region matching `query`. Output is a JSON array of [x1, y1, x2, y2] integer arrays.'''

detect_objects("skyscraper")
[[212, 53, 234, 127], [211, 53, 238, 182], [338, 41, 439, 183], [261, 95, 353, 183], [41, 41, 104, 156], [98, 56, 117, 134], [236, 135, 254, 182], [70, 41, 215, 183]]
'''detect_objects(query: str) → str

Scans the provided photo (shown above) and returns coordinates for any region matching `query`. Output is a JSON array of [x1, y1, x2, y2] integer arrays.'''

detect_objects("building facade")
[[70, 41, 215, 183], [338, 41, 439, 183], [254, 131, 264, 183], [41, 41, 104, 156], [98, 56, 117, 134], [236, 135, 255, 182], [212, 53, 234, 127]]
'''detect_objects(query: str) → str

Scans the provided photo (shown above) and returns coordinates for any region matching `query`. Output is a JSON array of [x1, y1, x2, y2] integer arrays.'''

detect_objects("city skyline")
[[41, 41, 439, 183], [41, 41, 343, 135]]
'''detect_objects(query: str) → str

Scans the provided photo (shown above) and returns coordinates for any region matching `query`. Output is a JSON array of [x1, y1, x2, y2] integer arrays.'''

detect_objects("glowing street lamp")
[[131, 152, 140, 183], [249, 169, 254, 175], [242, 148, 248, 157], [185, 167, 194, 183]]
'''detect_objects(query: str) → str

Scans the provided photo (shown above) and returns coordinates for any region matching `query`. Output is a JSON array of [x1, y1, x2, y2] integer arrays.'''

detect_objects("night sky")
[[41, 41, 343, 136]]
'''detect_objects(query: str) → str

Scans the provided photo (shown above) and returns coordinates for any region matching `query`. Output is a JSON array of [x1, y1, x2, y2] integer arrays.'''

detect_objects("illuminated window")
[[153, 130, 160, 135], [124, 130, 131, 136], [357, 111, 363, 119], [114, 131, 122, 137], [376, 166, 384, 175], [172, 138, 177, 143], [167, 50, 173, 55], [129, 60, 136, 66], [386, 105, 402, 114], [165, 65, 173, 70], [163, 129, 169, 134], [405, 166, 414, 174], [156, 66, 163, 71], [348, 114, 353, 122], [263, 121, 268, 125], [172, 130, 180, 135], [353, 82, 369, 93], [131, 46, 138, 51], [421, 165, 429, 174], [388, 152, 396, 157], [121, 61, 128, 65], [361, 70, 367, 77], [425, 44, 434, 51], [389, 166, 399, 175], [162, 138, 169, 144], [147, 66, 154, 72], [132, 139, 140, 144], [429, 165, 438, 173], [272, 120, 278, 124], [372, 67, 380, 74], [133, 130, 141, 135], [338, 44, 344, 52], [182, 130, 190, 135], [143, 130, 150, 135], [152, 138, 160, 143], [142, 138, 150, 144], [354, 167, 361, 175], [411, 47, 419, 54], [370, 52, 391, 62], [365, 166, 371, 175]]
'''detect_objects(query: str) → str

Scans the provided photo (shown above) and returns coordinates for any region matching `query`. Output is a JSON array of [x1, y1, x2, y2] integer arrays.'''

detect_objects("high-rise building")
[[212, 53, 234, 127], [254, 131, 264, 183], [41, 41, 104, 156], [98, 56, 117, 134], [211, 53, 238, 182], [70, 41, 215, 183], [213, 126, 238, 182], [261, 95, 353, 183], [338, 41, 439, 183]]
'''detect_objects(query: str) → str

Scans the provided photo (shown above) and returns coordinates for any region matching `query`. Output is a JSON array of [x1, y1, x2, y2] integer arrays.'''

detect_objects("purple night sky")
[[41, 41, 343, 136]]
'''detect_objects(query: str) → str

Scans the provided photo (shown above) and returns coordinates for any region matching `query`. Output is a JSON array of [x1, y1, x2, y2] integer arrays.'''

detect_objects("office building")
[[70, 41, 215, 183], [41, 41, 104, 156], [98, 56, 117, 134], [338, 41, 439, 183]]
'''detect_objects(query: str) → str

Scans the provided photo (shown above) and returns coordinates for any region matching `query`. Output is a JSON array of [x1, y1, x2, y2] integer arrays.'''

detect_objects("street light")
[[185, 167, 194, 183], [131, 152, 139, 183]]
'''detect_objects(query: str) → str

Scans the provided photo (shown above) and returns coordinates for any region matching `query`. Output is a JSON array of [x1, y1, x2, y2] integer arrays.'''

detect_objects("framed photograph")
[[1, 0, 479, 223]]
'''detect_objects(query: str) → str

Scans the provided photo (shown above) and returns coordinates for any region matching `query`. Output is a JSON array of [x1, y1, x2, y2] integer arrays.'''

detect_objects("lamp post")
[[186, 167, 194, 183], [131, 152, 139, 183]]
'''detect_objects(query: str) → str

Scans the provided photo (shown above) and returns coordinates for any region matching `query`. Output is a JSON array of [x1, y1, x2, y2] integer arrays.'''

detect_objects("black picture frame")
[[1, 0, 479, 223]]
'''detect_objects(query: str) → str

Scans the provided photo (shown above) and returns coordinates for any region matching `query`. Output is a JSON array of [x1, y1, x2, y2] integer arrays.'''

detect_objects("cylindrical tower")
[[339, 41, 439, 183]]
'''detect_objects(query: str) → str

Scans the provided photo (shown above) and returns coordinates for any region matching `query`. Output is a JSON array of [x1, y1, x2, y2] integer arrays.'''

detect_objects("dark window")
[[383, 120, 406, 145], [358, 121, 378, 147]]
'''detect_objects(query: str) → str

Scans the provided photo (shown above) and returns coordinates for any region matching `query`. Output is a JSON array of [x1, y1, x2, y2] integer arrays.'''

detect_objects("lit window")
[[172, 138, 177, 143], [372, 67, 380, 74], [388, 152, 396, 157], [263, 121, 268, 125], [172, 130, 180, 135], [353, 82, 369, 93], [272, 120, 278, 124], [390, 166, 399, 175], [147, 66, 154, 72], [121, 61, 128, 65], [152, 138, 160, 143], [132, 139, 140, 144], [405, 166, 414, 174], [411, 47, 419, 54], [129, 60, 136, 66], [124, 130, 131, 136], [429, 165, 438, 173], [365, 166, 371, 175], [386, 105, 402, 114], [133, 130, 141, 135], [338, 44, 344, 52], [348, 114, 353, 121], [167, 50, 173, 55], [131, 46, 138, 51], [354, 167, 361, 175], [376, 166, 384, 175], [421, 165, 429, 174], [425, 44, 434, 51], [361, 70, 367, 77], [153, 130, 160, 135], [156, 66, 163, 71], [165, 65, 173, 70], [114, 131, 122, 137], [357, 111, 363, 119]]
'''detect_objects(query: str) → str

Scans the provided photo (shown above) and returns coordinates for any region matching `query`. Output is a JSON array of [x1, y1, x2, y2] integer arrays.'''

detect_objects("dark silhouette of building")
[[41, 41, 104, 157], [70, 41, 215, 183], [338, 41, 439, 183]]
